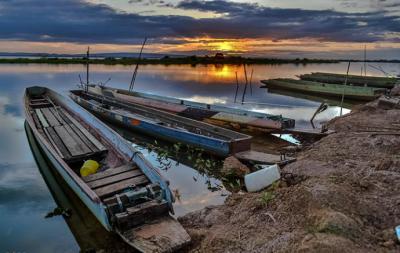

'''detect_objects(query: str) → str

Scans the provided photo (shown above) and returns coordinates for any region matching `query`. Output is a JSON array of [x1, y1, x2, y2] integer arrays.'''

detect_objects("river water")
[[0, 62, 398, 252]]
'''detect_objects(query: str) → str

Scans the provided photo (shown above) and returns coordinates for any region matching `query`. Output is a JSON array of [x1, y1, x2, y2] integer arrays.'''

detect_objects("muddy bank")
[[179, 97, 400, 252]]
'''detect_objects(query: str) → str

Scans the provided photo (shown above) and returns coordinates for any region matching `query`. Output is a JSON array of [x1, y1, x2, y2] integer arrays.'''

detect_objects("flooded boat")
[[299, 72, 399, 89], [70, 90, 252, 156], [261, 78, 386, 101], [85, 85, 296, 132], [24, 86, 190, 253]]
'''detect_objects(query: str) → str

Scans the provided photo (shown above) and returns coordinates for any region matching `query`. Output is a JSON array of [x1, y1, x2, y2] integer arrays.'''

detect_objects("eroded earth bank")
[[179, 97, 400, 253]]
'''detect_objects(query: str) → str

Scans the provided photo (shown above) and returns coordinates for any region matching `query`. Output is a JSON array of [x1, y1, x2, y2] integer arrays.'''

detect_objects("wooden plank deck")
[[87, 169, 144, 189], [35, 109, 49, 128], [83, 164, 137, 182], [54, 125, 92, 157], [94, 175, 149, 198], [41, 107, 61, 126], [235, 150, 295, 166], [44, 127, 70, 159], [61, 108, 106, 151]]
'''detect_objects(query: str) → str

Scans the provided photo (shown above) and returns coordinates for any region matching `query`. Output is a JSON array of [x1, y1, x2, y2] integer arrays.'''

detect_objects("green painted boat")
[[260, 78, 386, 101], [299, 72, 399, 89]]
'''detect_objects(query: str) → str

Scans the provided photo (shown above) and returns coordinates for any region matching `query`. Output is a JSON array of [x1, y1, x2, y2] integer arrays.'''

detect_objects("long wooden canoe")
[[70, 89, 252, 156], [24, 86, 190, 253], [86, 85, 295, 131], [25, 120, 130, 251], [261, 78, 386, 101], [299, 72, 399, 89]]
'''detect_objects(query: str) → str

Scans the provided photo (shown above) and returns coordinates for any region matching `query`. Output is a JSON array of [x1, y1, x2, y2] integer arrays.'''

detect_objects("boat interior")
[[26, 89, 169, 230], [71, 90, 250, 141]]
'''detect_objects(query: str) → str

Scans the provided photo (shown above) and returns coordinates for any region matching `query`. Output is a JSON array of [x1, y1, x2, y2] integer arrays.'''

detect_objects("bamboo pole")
[[129, 37, 147, 92], [86, 46, 90, 92], [234, 71, 239, 103], [241, 64, 249, 104], [249, 69, 254, 96], [340, 61, 351, 116]]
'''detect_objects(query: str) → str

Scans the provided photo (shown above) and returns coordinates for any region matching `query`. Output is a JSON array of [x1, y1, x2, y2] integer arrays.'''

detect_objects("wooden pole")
[[249, 69, 254, 96], [86, 46, 90, 92], [340, 61, 351, 116], [364, 45, 367, 76], [241, 64, 249, 104], [234, 71, 239, 103], [129, 37, 147, 92]]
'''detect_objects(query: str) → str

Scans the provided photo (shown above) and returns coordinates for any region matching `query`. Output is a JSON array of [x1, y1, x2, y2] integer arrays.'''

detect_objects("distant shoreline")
[[0, 56, 398, 65]]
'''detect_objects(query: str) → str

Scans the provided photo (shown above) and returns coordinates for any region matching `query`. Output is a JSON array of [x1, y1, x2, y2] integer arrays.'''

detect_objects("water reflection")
[[111, 126, 229, 217], [25, 122, 130, 252], [0, 62, 398, 251]]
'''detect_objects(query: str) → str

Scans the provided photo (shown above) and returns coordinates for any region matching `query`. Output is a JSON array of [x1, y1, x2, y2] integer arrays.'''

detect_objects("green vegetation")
[[143, 141, 224, 192], [258, 181, 280, 206], [0, 56, 341, 65]]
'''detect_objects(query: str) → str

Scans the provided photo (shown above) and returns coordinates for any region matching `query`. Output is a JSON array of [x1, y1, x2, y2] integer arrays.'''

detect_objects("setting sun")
[[217, 41, 234, 51]]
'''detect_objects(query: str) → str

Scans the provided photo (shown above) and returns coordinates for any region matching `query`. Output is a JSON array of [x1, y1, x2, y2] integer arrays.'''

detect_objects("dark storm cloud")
[[0, 0, 399, 44]]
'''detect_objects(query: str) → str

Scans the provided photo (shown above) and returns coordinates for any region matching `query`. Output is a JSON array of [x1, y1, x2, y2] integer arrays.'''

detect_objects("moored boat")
[[70, 89, 252, 156], [86, 85, 296, 131], [299, 72, 399, 89], [24, 86, 190, 253], [261, 78, 386, 101]]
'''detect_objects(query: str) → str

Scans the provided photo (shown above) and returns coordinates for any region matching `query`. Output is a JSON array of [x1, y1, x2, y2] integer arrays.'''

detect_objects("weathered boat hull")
[[261, 79, 386, 101], [24, 87, 189, 252], [299, 72, 399, 89], [70, 90, 252, 156], [87, 85, 295, 130], [25, 120, 128, 251]]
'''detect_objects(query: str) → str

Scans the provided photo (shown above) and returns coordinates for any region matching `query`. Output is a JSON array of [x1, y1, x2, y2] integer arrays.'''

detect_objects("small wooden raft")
[[234, 150, 295, 166]]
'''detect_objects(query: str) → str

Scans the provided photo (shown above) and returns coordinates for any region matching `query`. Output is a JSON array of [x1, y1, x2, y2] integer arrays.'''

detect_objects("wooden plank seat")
[[82, 164, 149, 199]]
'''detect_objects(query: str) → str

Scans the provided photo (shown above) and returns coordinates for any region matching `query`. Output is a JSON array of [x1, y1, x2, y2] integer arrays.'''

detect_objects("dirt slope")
[[179, 98, 400, 253]]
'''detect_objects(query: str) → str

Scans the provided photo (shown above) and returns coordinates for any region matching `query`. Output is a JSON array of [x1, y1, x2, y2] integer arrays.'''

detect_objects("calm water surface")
[[0, 62, 398, 252]]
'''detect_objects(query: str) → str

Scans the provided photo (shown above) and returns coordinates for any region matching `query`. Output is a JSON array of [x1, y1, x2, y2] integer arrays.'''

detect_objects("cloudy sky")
[[0, 0, 399, 58]]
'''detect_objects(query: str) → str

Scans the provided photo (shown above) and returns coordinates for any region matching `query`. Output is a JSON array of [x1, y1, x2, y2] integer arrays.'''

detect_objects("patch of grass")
[[259, 191, 275, 206]]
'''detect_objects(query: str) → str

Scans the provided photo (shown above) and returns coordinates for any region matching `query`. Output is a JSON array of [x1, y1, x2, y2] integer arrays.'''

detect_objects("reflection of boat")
[[260, 79, 386, 101], [299, 72, 399, 89], [24, 86, 190, 253], [266, 88, 361, 109], [86, 85, 296, 131], [70, 90, 252, 156], [25, 120, 129, 252]]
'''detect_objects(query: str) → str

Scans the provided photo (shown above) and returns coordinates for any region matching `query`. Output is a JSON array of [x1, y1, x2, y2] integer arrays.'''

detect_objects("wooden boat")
[[85, 85, 296, 131], [266, 87, 361, 109], [25, 120, 130, 251], [299, 72, 399, 89], [24, 86, 190, 253], [261, 78, 386, 101], [70, 89, 252, 156]]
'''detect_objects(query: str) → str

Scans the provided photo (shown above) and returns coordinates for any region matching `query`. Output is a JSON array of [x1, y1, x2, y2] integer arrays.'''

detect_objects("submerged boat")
[[85, 85, 295, 132], [24, 86, 190, 253], [261, 78, 386, 101], [299, 72, 399, 89], [70, 90, 252, 156]]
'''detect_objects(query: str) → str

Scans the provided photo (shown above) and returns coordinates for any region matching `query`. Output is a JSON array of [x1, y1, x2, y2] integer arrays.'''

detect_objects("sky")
[[0, 0, 399, 59]]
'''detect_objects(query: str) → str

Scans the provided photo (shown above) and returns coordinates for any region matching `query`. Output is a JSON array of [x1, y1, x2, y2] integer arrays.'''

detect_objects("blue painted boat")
[[86, 85, 295, 130], [70, 89, 252, 156], [24, 86, 190, 253]]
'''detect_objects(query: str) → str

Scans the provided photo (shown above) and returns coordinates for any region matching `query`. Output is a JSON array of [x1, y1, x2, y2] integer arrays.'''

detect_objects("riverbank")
[[179, 96, 400, 252]]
